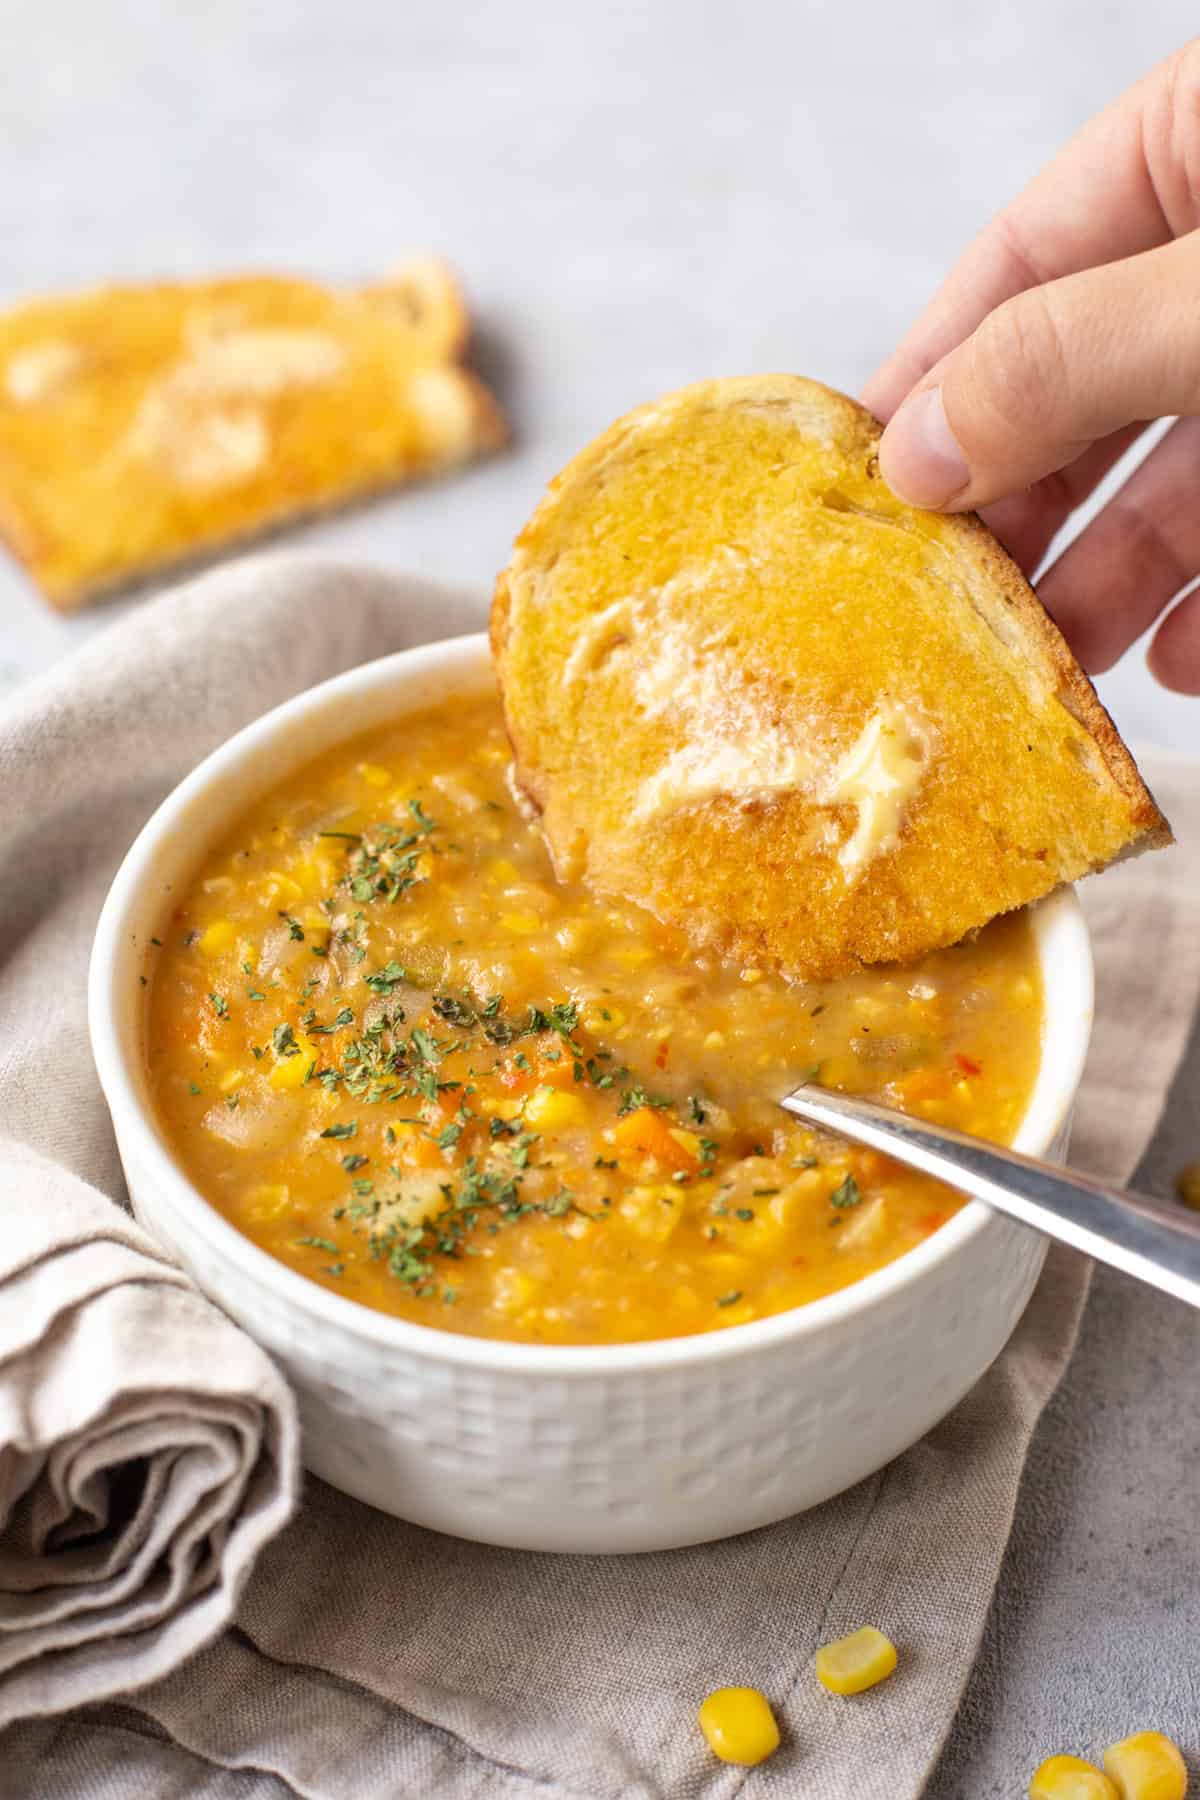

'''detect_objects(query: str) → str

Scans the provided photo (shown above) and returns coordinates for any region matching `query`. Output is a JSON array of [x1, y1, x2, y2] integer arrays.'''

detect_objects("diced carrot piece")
[[496, 1046, 577, 1095], [537, 1054, 579, 1090], [897, 1068, 952, 1104], [613, 1107, 699, 1173]]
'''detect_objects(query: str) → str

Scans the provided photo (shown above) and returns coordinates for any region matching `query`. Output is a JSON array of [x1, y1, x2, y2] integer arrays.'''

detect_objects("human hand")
[[863, 41, 1200, 693]]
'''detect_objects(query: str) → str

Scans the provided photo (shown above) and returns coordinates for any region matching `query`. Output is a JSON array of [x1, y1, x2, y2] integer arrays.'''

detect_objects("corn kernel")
[[618, 1185, 682, 1243], [1029, 1755, 1119, 1799], [740, 968, 764, 985], [1175, 1163, 1200, 1211], [197, 919, 236, 957], [704, 1030, 726, 1050], [697, 1687, 780, 1766], [263, 871, 303, 903], [268, 1036, 316, 1089], [815, 1626, 897, 1695], [582, 1003, 625, 1033], [1102, 1731, 1187, 1800], [236, 937, 257, 971], [500, 911, 541, 935], [218, 1066, 245, 1093], [292, 856, 336, 896], [524, 1086, 588, 1131], [243, 1183, 291, 1223], [668, 1127, 703, 1160], [492, 1268, 541, 1313], [358, 762, 392, 787]]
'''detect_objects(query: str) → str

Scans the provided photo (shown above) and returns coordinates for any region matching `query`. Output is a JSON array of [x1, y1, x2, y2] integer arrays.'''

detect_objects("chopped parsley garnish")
[[272, 1022, 299, 1058], [830, 1174, 862, 1210], [208, 992, 229, 1019], [364, 960, 412, 994], [280, 913, 305, 941], [309, 1007, 355, 1036], [341, 1153, 369, 1172], [343, 808, 438, 906], [432, 992, 477, 1029], [716, 1290, 743, 1308], [617, 1083, 672, 1116], [321, 1121, 359, 1140]]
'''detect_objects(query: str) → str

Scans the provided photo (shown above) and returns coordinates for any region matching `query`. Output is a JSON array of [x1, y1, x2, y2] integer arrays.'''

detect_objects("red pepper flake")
[[917, 1211, 947, 1234], [655, 1040, 670, 1071], [955, 1053, 982, 1077]]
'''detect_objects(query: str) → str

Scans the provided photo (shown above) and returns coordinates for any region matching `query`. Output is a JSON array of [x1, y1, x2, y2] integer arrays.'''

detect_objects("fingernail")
[[878, 386, 970, 509]]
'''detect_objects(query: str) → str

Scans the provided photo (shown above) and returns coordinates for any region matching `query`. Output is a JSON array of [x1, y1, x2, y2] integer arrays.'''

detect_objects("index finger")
[[862, 41, 1200, 420]]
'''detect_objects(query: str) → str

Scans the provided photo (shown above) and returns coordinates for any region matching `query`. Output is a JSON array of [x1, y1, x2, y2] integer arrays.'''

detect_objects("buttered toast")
[[0, 257, 505, 608], [492, 375, 1169, 981]]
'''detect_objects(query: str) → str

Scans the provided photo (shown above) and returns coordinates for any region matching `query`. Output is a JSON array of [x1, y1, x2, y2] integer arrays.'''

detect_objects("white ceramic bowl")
[[89, 633, 1094, 1554]]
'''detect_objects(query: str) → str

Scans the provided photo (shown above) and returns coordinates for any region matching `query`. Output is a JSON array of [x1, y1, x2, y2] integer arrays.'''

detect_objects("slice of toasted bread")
[[492, 375, 1170, 980], [0, 256, 506, 608]]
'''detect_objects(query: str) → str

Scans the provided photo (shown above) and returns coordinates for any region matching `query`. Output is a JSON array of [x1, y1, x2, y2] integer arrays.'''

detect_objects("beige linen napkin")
[[0, 1142, 296, 1729], [0, 555, 1196, 1799]]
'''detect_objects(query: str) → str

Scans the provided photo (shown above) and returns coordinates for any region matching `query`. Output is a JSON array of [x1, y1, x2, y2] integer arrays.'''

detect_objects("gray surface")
[[0, 0, 1196, 751], [1, 3, 1198, 1793], [928, 1010, 1200, 1800]]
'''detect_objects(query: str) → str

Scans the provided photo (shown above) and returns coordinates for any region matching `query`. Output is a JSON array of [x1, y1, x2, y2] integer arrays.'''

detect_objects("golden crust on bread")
[[0, 256, 505, 608], [492, 375, 1170, 981]]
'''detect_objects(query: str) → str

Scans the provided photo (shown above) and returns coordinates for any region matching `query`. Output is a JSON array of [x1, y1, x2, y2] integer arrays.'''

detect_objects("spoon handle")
[[780, 1084, 1200, 1311]]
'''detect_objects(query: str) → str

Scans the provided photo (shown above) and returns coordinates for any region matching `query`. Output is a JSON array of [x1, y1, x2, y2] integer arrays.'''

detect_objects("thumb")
[[876, 233, 1200, 511]]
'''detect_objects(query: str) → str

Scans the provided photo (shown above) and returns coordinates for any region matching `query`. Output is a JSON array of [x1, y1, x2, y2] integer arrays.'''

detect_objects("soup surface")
[[146, 687, 1044, 1345]]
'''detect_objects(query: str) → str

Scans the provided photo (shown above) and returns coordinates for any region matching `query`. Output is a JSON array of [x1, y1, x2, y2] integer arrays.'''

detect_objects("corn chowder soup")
[[146, 690, 1044, 1346]]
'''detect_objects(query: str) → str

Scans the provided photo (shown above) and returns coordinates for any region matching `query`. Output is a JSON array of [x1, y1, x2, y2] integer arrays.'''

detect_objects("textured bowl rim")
[[88, 631, 1094, 1378]]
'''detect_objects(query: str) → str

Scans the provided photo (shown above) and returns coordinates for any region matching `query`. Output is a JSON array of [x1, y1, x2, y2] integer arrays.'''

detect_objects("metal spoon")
[[780, 1083, 1200, 1310]]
